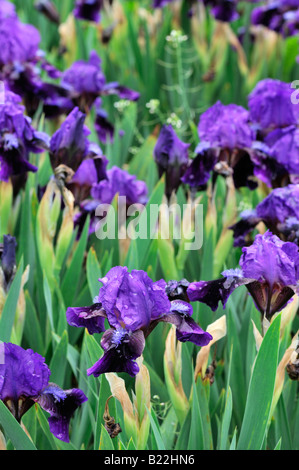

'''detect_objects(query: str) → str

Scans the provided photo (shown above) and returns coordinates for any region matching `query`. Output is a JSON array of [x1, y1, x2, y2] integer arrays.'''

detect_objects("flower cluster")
[[66, 266, 212, 377], [0, 342, 87, 442]]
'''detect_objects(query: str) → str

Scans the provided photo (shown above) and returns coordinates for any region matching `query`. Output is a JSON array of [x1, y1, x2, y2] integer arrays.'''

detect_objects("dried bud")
[[103, 396, 122, 438]]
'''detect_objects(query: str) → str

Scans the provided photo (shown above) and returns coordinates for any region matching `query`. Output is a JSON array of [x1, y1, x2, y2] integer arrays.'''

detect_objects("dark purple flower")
[[68, 154, 108, 204], [153, 0, 173, 7], [201, 0, 239, 22], [0, 234, 17, 289], [198, 101, 253, 149], [251, 0, 299, 37], [67, 266, 213, 377], [156, 299, 213, 346], [49, 107, 103, 173], [0, 0, 16, 21], [91, 165, 148, 206], [154, 124, 190, 199], [230, 184, 299, 246], [66, 303, 106, 335], [180, 141, 219, 191], [193, 101, 257, 190], [0, 343, 87, 442], [94, 97, 114, 144], [0, 90, 49, 182], [248, 79, 299, 136], [73, 0, 104, 23], [61, 51, 139, 112], [187, 231, 299, 320], [165, 278, 190, 302], [73, 166, 147, 237]]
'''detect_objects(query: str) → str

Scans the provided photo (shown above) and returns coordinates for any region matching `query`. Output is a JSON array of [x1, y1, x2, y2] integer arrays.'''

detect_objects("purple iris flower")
[[230, 184, 299, 246], [248, 79, 299, 136], [0, 90, 49, 182], [184, 101, 257, 190], [0, 234, 17, 290], [74, 166, 148, 236], [201, 0, 239, 22], [61, 50, 139, 112], [0, 342, 87, 442], [49, 107, 104, 173], [187, 231, 299, 320], [68, 155, 108, 204], [154, 124, 190, 199], [66, 266, 212, 377], [153, 0, 173, 7], [91, 165, 148, 206], [73, 0, 104, 23], [251, 0, 299, 37]]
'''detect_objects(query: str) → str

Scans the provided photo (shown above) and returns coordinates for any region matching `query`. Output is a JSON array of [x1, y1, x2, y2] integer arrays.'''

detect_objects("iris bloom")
[[154, 124, 190, 199], [49, 107, 105, 174], [187, 231, 299, 321], [0, 234, 17, 291], [0, 91, 49, 182], [230, 184, 299, 246], [61, 50, 139, 112], [73, 0, 104, 23], [0, 342, 87, 442], [66, 266, 212, 377], [182, 101, 257, 192], [73, 166, 148, 236]]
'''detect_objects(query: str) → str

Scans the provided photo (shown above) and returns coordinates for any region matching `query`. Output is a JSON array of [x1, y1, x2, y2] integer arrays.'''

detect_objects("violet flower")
[[248, 79, 299, 137], [154, 124, 190, 199], [66, 266, 212, 377], [0, 90, 49, 182], [230, 184, 299, 246], [184, 101, 257, 191], [73, 0, 104, 23], [0, 342, 87, 443], [187, 231, 299, 321], [251, 0, 299, 37], [61, 50, 139, 112], [0, 234, 17, 290], [201, 0, 239, 22], [73, 165, 148, 236], [49, 107, 104, 173]]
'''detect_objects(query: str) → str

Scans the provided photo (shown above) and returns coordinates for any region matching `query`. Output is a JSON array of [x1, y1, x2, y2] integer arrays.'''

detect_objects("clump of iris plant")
[[0, 90, 49, 182], [0, 342, 87, 443], [187, 231, 299, 322], [66, 266, 212, 377], [230, 184, 299, 247]]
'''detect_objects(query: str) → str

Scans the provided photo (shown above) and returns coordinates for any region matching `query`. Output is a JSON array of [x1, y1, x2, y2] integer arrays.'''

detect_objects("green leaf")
[[237, 314, 281, 450], [49, 330, 68, 388], [0, 400, 36, 450], [61, 216, 89, 307], [146, 407, 166, 450], [0, 257, 24, 342], [98, 424, 115, 450], [86, 247, 102, 300]]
